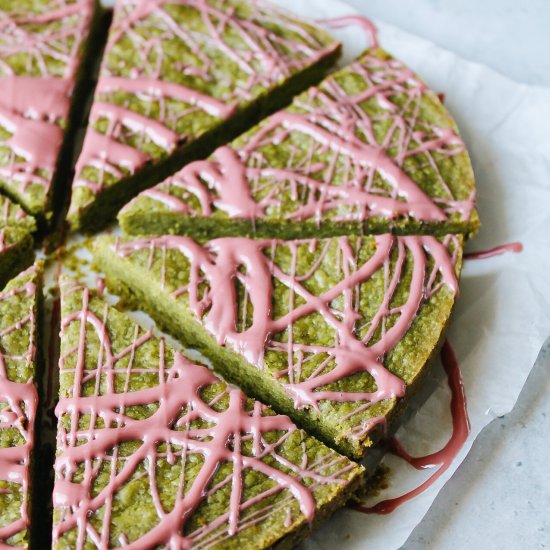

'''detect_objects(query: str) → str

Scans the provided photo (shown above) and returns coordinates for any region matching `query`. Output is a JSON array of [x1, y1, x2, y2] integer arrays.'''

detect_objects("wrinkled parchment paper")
[[270, 1, 550, 549]]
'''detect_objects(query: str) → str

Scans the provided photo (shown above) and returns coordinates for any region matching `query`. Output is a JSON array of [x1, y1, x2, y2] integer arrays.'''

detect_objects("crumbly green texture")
[[0, 194, 35, 287], [0, 262, 43, 549], [94, 235, 463, 459], [0, 0, 105, 225], [54, 280, 363, 549], [0, 226, 35, 290], [119, 48, 478, 240], [67, 0, 340, 232]]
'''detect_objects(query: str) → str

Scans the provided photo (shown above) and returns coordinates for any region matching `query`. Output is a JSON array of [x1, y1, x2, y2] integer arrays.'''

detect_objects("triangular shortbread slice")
[[120, 49, 478, 239], [95, 233, 462, 459], [66, 0, 341, 231], [0, 262, 43, 548], [52, 278, 363, 549], [0, 0, 103, 224]]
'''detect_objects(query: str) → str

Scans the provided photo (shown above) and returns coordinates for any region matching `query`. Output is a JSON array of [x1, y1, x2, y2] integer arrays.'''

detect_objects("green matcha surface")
[[67, 0, 340, 231], [119, 49, 478, 240], [94, 235, 463, 459], [0, 262, 43, 549], [0, 0, 103, 222], [53, 279, 363, 549], [0, 225, 35, 290]]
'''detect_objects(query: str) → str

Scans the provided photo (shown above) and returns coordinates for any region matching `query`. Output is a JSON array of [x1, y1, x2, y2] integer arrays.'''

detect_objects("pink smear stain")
[[317, 15, 379, 49], [464, 242, 523, 260], [356, 340, 470, 515]]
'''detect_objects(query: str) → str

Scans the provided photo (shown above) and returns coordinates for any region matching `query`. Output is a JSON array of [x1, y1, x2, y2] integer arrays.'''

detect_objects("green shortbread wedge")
[[0, 195, 36, 289], [52, 278, 364, 549], [66, 0, 341, 232], [119, 49, 478, 241], [94, 233, 463, 459], [0, 262, 43, 548], [0, 0, 105, 226]]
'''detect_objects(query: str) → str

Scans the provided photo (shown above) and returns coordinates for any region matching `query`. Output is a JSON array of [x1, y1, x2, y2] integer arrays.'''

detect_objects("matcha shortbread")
[[52, 278, 363, 549], [0, 0, 104, 226], [67, 0, 341, 231], [0, 262, 43, 548], [120, 49, 478, 240], [95, 233, 462, 459]]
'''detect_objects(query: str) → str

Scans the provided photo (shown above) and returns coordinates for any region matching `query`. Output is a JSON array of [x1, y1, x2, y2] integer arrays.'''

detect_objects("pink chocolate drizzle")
[[52, 281, 353, 548], [134, 52, 475, 227], [113, 234, 459, 437], [72, 0, 339, 197], [464, 241, 523, 260], [0, 1, 94, 201], [317, 15, 379, 49], [0, 265, 39, 545], [356, 339, 470, 514]]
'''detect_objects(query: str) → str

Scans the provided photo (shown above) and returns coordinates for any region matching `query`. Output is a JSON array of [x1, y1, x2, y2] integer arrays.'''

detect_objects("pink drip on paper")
[[113, 234, 459, 436], [464, 241, 523, 260], [0, 265, 39, 545], [357, 340, 470, 514], [73, 0, 339, 195], [52, 280, 352, 548], [0, 1, 94, 199], [317, 15, 379, 49], [136, 52, 474, 226]]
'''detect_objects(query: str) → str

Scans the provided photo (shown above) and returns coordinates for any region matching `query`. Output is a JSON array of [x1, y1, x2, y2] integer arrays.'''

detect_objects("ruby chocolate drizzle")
[[356, 340, 470, 514]]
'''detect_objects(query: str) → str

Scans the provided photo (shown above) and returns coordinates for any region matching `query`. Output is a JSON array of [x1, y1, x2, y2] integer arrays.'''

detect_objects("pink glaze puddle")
[[356, 340, 470, 515], [464, 241, 523, 260]]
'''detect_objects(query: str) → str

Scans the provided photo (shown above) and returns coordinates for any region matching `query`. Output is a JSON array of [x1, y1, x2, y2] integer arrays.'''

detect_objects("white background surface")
[[342, 2, 550, 549]]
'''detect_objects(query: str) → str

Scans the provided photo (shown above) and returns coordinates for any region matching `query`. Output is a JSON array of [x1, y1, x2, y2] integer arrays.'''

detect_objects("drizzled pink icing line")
[[134, 52, 474, 226], [357, 339, 470, 514], [464, 241, 523, 260], [73, 0, 339, 194], [0, 265, 39, 545], [317, 15, 379, 49], [113, 234, 459, 432], [0, 1, 94, 197], [53, 281, 352, 548]]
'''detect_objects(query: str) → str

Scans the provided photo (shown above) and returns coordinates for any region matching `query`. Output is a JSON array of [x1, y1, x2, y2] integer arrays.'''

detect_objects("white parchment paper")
[[266, 1, 550, 548]]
